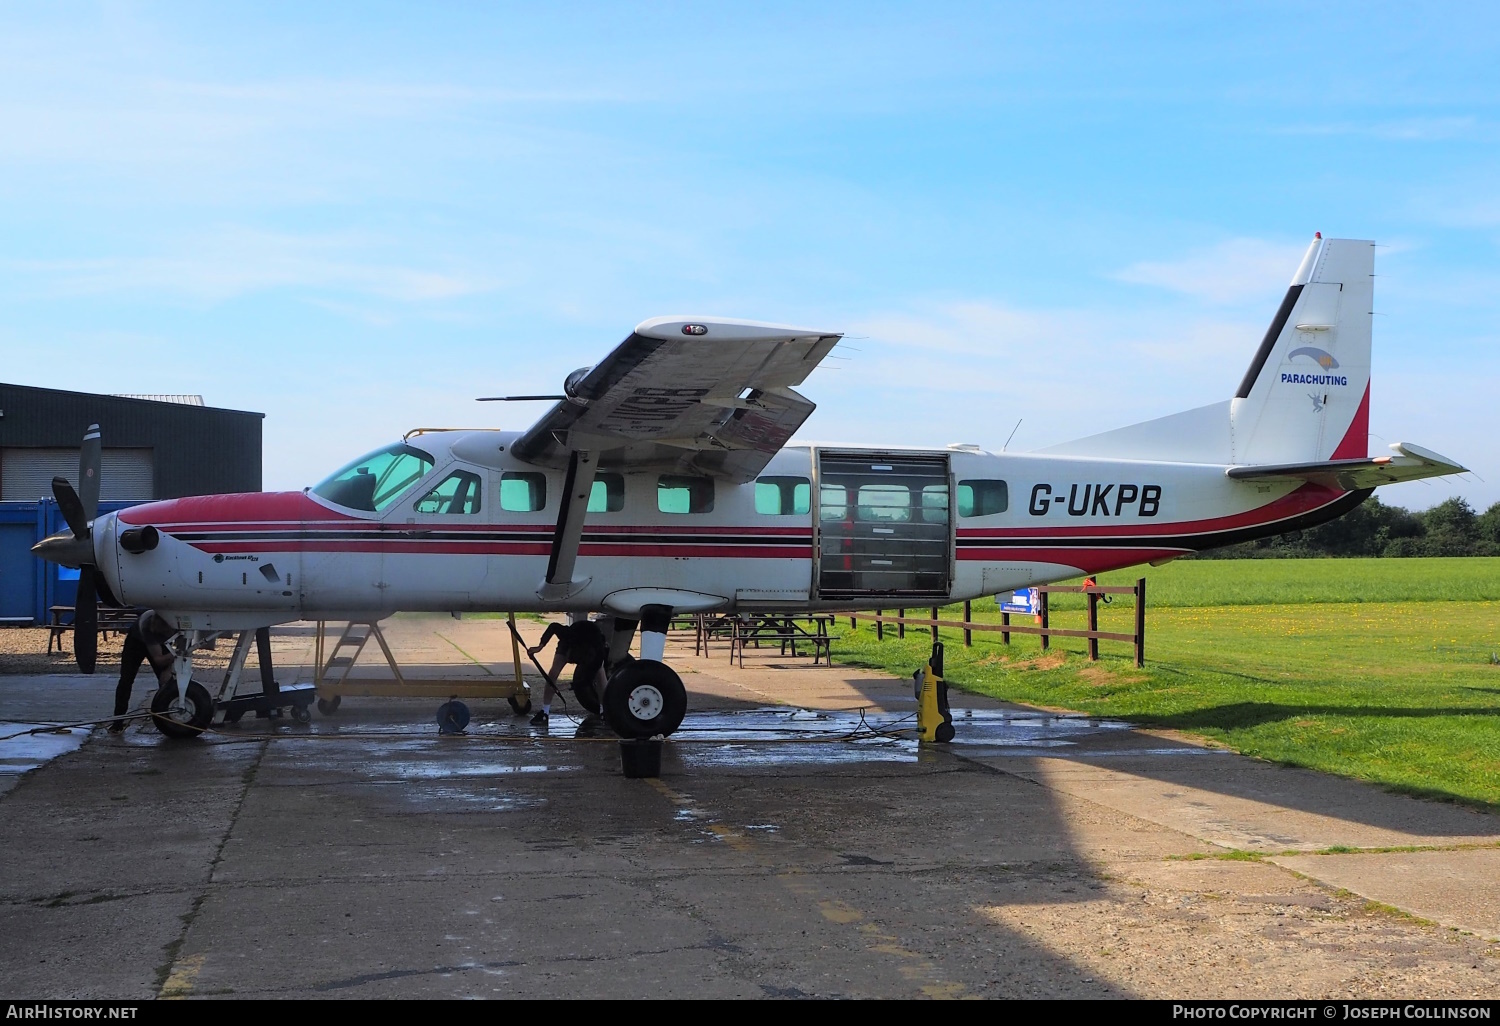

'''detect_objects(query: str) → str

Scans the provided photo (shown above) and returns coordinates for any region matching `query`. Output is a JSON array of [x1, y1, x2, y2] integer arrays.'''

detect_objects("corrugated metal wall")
[[0, 383, 263, 624], [2, 448, 155, 501], [0, 382, 262, 498]]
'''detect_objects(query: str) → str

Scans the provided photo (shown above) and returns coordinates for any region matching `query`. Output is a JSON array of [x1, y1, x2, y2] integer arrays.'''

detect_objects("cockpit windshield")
[[312, 444, 435, 512]]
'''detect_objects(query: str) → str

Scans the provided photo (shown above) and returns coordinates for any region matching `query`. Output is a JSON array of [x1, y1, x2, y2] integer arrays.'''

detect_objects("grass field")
[[829, 558, 1500, 807]]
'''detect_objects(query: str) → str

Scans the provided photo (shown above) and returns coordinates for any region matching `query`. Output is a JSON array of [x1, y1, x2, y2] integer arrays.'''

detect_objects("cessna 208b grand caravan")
[[33, 235, 1466, 740]]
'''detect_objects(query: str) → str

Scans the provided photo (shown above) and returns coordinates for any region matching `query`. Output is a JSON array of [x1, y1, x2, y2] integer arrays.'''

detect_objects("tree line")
[[1198, 496, 1500, 559]]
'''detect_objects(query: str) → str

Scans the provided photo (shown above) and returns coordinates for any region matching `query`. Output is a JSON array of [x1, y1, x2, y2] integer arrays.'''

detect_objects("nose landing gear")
[[150, 679, 215, 738]]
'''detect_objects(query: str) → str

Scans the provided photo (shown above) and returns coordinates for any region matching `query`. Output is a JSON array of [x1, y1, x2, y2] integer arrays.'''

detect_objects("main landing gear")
[[600, 605, 686, 779]]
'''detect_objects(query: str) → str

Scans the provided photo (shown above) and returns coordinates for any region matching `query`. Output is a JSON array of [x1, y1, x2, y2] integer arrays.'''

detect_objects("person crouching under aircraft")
[[109, 610, 177, 733], [526, 613, 609, 727]]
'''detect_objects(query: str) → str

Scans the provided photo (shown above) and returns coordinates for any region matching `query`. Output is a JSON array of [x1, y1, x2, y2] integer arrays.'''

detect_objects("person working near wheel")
[[109, 610, 177, 733], [526, 613, 609, 726]]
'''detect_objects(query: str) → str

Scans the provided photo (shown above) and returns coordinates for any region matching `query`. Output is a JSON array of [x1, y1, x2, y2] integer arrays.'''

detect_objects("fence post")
[[897, 609, 905, 639], [1001, 611, 1010, 645], [1134, 578, 1146, 668], [1039, 591, 1050, 651], [930, 606, 939, 642], [1087, 589, 1099, 661], [963, 600, 972, 647], [876, 610, 883, 641]]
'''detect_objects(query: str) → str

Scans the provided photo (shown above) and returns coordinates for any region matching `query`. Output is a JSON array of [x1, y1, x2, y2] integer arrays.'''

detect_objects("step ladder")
[[314, 621, 406, 688]]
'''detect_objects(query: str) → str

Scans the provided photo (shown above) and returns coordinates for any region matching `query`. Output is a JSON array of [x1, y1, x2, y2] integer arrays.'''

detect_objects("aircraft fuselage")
[[94, 430, 1361, 632]]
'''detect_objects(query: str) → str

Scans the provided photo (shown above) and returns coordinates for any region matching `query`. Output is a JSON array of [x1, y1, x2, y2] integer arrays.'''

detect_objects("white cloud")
[[1112, 238, 1308, 305], [1, 227, 499, 303], [791, 299, 1263, 454]]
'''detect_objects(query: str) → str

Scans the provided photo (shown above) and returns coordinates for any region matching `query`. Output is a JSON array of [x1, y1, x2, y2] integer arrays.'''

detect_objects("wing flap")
[[512, 318, 840, 482], [1225, 442, 1467, 490]]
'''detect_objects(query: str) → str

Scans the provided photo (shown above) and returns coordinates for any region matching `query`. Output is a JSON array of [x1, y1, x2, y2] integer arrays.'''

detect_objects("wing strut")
[[538, 450, 597, 601]]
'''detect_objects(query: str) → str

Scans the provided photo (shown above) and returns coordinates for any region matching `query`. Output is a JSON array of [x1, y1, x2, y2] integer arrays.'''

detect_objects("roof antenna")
[[1002, 418, 1022, 452]]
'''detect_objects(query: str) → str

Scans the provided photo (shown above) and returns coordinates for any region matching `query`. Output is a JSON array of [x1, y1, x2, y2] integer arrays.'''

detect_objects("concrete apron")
[[0, 614, 1497, 999], [672, 630, 1500, 942]]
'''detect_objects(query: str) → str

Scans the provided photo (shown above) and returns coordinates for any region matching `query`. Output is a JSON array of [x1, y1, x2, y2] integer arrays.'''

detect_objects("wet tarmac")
[[0, 722, 90, 797], [2, 623, 1499, 999]]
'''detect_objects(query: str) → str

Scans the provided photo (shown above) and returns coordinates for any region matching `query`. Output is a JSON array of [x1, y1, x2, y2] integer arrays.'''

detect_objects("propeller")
[[31, 425, 104, 674]]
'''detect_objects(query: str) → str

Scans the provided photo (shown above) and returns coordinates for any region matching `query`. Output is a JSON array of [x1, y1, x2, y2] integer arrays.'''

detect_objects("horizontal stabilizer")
[[1225, 442, 1466, 490]]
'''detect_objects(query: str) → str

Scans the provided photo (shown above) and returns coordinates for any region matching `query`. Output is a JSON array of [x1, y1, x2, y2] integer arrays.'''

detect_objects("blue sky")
[[1, 2, 1496, 509]]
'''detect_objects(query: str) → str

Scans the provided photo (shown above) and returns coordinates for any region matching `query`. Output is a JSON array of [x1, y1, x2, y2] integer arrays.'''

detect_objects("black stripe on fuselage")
[[1234, 283, 1305, 399]]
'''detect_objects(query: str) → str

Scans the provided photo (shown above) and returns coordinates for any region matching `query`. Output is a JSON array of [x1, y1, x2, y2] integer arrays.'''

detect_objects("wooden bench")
[[47, 606, 143, 655]]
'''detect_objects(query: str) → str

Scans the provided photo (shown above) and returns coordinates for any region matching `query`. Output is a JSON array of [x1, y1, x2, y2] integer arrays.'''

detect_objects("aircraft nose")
[[32, 530, 94, 568]]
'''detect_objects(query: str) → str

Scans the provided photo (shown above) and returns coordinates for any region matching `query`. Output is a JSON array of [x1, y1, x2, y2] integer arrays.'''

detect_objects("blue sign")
[[1000, 588, 1039, 615]]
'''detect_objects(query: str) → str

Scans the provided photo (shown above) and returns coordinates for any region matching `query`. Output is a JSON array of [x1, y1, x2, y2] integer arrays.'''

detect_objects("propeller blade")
[[74, 566, 98, 674], [51, 477, 89, 541], [78, 424, 101, 527]]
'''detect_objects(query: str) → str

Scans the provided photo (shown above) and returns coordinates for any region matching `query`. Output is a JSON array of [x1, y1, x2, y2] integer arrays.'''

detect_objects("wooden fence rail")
[[847, 578, 1147, 667]]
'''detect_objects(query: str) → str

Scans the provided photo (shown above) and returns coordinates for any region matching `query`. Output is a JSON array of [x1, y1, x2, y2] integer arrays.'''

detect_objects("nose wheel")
[[151, 680, 215, 739]]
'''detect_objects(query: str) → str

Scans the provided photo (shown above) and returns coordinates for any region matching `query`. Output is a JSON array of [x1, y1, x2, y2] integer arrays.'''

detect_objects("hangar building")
[[0, 383, 264, 623]]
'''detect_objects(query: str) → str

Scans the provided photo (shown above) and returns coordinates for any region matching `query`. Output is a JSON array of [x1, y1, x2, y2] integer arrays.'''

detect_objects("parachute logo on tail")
[[1288, 346, 1339, 369]]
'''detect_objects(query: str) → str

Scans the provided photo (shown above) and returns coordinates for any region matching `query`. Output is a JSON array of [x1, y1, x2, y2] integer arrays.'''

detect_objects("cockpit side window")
[[313, 444, 436, 512], [414, 470, 483, 515]]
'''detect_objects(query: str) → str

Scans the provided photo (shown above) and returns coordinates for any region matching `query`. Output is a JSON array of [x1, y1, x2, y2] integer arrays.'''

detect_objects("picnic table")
[[727, 614, 836, 667], [47, 605, 143, 655]]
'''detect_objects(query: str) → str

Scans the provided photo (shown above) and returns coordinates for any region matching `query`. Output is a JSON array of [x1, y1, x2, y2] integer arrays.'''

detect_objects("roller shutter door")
[[1, 448, 155, 500]]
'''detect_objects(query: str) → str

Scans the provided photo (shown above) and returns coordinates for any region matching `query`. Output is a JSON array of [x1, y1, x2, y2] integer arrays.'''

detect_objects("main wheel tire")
[[602, 660, 687, 739], [317, 696, 341, 716], [507, 695, 532, 716], [150, 680, 215, 739], [290, 703, 312, 724], [571, 659, 604, 715]]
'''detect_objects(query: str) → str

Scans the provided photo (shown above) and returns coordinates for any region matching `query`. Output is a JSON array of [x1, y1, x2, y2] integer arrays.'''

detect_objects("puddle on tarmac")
[[201, 705, 1217, 783], [398, 784, 547, 813], [0, 723, 90, 776]]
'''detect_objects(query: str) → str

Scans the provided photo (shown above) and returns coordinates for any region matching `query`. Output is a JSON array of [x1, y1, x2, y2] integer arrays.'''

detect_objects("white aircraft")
[[33, 235, 1466, 740]]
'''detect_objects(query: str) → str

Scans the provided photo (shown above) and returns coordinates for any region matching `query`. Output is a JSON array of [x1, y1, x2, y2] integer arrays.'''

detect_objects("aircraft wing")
[[510, 317, 842, 483], [1225, 442, 1467, 490]]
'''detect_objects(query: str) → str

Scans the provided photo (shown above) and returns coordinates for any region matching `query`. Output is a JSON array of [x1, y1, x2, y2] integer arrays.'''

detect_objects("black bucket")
[[620, 739, 663, 778]]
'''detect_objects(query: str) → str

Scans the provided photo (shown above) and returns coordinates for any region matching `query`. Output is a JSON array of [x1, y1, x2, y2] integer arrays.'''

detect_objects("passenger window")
[[819, 484, 848, 521], [755, 476, 811, 515], [413, 470, 483, 515], [500, 472, 547, 512], [657, 475, 714, 514], [958, 480, 1009, 517], [857, 483, 911, 523], [921, 484, 949, 524], [588, 473, 625, 513]]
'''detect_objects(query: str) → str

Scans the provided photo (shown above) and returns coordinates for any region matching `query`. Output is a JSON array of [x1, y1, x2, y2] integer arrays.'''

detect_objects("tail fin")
[[1039, 235, 1373, 465], [1229, 235, 1372, 464]]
